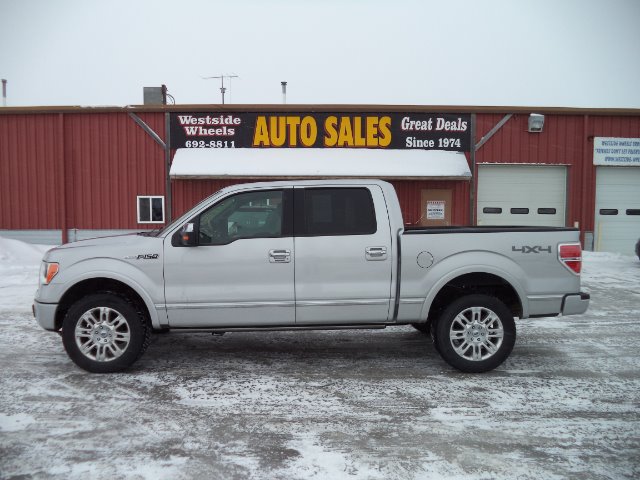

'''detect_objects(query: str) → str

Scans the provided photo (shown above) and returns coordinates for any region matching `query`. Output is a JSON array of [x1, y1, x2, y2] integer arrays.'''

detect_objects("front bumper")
[[33, 300, 59, 331], [561, 292, 590, 316]]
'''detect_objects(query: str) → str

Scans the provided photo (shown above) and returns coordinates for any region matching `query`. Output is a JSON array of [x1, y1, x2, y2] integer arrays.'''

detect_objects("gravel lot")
[[1, 241, 639, 479]]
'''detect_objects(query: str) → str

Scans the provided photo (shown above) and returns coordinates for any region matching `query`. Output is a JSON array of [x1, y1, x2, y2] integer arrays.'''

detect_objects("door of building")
[[477, 165, 567, 227], [594, 166, 640, 255]]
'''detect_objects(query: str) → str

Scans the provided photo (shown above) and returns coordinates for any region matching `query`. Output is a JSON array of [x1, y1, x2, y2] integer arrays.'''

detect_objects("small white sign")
[[426, 201, 445, 220], [594, 137, 640, 166]]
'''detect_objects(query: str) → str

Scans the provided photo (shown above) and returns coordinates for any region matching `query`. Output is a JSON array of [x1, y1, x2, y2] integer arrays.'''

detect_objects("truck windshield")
[[150, 190, 223, 237]]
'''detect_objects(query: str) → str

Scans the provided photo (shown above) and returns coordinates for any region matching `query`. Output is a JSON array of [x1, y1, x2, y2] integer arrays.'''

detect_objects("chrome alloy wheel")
[[449, 306, 504, 361], [74, 307, 131, 362]]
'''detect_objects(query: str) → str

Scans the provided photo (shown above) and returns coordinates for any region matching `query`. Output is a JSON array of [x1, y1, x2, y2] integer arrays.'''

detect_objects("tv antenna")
[[202, 74, 239, 104]]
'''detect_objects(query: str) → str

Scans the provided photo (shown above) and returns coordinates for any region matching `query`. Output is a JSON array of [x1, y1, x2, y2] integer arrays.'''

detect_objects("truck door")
[[293, 185, 393, 324], [163, 189, 295, 327]]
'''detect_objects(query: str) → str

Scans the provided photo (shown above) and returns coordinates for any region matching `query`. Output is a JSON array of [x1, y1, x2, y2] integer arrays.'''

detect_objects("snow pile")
[[0, 236, 51, 264], [0, 237, 53, 312]]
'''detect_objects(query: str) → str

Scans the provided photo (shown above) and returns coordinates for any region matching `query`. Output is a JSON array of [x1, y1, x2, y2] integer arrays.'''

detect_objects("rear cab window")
[[296, 187, 377, 236]]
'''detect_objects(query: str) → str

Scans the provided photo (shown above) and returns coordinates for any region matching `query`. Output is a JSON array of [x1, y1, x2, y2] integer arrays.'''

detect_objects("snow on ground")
[[0, 238, 639, 479], [0, 237, 51, 311]]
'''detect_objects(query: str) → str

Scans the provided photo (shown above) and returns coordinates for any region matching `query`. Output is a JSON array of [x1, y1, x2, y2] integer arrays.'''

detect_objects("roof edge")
[[1, 104, 639, 116]]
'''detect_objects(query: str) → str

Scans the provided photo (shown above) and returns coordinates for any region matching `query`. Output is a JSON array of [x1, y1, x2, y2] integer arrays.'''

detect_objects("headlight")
[[40, 262, 59, 285]]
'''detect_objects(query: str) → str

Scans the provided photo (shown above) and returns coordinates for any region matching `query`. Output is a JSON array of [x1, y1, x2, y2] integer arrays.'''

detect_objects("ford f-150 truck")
[[34, 180, 589, 373]]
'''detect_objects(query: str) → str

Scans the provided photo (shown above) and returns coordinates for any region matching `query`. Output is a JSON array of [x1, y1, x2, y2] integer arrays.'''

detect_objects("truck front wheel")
[[434, 294, 516, 373], [61, 293, 151, 373]]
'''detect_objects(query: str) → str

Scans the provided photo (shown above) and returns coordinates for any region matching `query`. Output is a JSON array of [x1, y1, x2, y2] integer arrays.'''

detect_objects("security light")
[[528, 113, 545, 133]]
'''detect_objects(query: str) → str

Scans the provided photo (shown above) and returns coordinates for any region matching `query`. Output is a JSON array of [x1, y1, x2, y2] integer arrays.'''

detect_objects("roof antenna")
[[202, 74, 239, 104]]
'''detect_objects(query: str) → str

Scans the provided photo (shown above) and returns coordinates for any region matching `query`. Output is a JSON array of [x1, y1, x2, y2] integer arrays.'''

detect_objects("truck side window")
[[302, 188, 377, 236], [198, 190, 284, 245]]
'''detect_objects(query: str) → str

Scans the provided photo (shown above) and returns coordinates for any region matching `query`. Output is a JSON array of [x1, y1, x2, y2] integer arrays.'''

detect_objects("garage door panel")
[[595, 167, 640, 255], [477, 165, 567, 227]]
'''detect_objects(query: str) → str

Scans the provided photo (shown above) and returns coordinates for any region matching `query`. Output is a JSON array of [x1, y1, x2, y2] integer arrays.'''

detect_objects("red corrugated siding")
[[0, 114, 63, 229], [390, 180, 469, 225], [3, 110, 640, 241], [1, 111, 166, 231], [63, 112, 165, 229], [172, 178, 470, 226], [474, 113, 640, 235], [172, 179, 256, 219], [475, 113, 583, 164]]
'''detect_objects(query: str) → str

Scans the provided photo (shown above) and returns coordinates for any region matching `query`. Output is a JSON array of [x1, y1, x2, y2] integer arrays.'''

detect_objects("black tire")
[[62, 292, 151, 373], [434, 294, 516, 373], [411, 321, 431, 334]]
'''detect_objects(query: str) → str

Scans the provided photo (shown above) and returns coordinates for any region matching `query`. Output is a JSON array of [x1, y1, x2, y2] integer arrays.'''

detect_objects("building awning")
[[169, 148, 472, 180]]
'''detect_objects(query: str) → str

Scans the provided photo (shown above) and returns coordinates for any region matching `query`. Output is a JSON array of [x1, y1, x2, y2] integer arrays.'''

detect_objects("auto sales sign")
[[170, 112, 471, 152]]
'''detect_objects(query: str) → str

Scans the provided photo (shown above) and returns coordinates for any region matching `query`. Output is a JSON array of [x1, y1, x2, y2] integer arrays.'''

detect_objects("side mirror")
[[176, 222, 197, 247]]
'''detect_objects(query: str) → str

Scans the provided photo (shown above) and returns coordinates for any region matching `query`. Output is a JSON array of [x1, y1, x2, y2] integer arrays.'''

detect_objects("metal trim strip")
[[160, 301, 295, 310]]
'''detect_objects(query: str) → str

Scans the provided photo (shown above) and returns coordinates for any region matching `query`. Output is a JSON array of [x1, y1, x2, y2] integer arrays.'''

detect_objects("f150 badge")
[[124, 254, 159, 260], [512, 246, 552, 254]]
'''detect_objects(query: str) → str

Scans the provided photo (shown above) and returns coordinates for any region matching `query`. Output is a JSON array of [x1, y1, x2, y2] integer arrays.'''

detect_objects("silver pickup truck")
[[34, 180, 589, 373]]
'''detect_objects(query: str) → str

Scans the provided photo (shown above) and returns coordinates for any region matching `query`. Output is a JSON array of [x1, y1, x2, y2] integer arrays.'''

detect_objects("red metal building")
[[1, 105, 639, 254]]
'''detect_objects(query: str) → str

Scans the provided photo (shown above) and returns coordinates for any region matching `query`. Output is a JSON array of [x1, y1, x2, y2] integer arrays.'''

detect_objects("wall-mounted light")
[[528, 113, 545, 133]]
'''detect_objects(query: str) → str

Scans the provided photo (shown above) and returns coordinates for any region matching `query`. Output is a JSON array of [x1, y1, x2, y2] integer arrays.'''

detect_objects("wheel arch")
[[54, 276, 161, 331], [421, 268, 526, 324]]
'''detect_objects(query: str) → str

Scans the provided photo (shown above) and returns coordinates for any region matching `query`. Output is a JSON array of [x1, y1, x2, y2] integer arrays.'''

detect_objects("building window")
[[482, 207, 502, 214], [599, 209, 618, 216], [137, 196, 164, 223], [537, 208, 557, 215], [510, 208, 529, 214]]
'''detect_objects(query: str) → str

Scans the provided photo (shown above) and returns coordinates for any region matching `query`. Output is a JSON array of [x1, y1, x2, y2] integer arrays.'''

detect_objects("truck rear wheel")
[[61, 293, 151, 373], [434, 294, 515, 373]]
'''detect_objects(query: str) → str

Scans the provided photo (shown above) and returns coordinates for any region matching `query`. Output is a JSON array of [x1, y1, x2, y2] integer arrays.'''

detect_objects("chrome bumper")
[[561, 292, 590, 316]]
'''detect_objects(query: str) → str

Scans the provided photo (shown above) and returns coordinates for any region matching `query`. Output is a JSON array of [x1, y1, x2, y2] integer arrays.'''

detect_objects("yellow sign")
[[252, 115, 391, 148]]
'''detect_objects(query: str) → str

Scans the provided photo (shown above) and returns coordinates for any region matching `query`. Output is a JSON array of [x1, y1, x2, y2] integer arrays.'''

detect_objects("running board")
[[166, 324, 388, 334]]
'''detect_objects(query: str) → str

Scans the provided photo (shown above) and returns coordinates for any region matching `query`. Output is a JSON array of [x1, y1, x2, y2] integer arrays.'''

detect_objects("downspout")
[[582, 115, 591, 249]]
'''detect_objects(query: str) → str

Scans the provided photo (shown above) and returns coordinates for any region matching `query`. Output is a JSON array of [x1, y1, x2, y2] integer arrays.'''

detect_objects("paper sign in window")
[[426, 201, 446, 220]]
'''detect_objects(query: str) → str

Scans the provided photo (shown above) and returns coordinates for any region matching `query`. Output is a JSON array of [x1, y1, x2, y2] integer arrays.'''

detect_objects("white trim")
[[136, 195, 165, 224]]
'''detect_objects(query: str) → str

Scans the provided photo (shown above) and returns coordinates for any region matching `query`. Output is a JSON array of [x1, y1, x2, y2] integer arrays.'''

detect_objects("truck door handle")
[[365, 246, 387, 261], [269, 249, 291, 263]]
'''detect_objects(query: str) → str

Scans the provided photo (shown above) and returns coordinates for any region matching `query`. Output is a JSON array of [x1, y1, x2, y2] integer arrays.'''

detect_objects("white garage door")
[[477, 165, 567, 227], [595, 167, 640, 255]]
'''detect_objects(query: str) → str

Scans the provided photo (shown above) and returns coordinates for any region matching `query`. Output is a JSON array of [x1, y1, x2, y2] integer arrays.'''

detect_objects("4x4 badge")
[[512, 246, 552, 254]]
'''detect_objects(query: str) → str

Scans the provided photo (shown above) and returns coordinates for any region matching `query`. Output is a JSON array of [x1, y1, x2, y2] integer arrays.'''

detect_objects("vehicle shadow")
[[141, 327, 444, 373]]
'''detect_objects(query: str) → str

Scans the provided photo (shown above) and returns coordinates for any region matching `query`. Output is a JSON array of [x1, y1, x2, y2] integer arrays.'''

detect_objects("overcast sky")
[[1, 0, 639, 108]]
